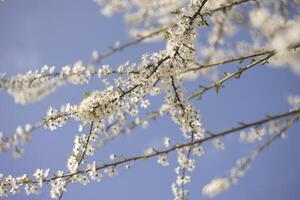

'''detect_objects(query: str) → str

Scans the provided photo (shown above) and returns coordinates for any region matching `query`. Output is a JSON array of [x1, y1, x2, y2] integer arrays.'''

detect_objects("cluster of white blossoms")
[[202, 177, 230, 197], [197, 0, 300, 80], [1, 0, 300, 199], [44, 106, 74, 131], [177, 149, 197, 173], [39, 59, 147, 130], [239, 128, 266, 143], [95, 0, 186, 39], [202, 147, 262, 197], [41, 64, 159, 130], [0, 168, 50, 197], [76, 88, 121, 122], [288, 95, 300, 109], [202, 111, 298, 198], [0, 123, 34, 158], [0, 62, 95, 104], [249, 7, 300, 74], [67, 122, 105, 173], [202, 146, 264, 197], [171, 147, 198, 199], [0, 58, 143, 105], [0, 65, 58, 104]]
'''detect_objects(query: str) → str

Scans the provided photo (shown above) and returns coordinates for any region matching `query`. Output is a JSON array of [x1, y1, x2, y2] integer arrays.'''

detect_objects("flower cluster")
[[76, 88, 121, 122], [239, 128, 266, 143], [288, 95, 300, 109], [67, 123, 103, 173], [0, 62, 95, 104], [0, 123, 37, 158], [0, 168, 50, 197], [202, 114, 299, 198], [202, 177, 230, 197], [250, 7, 300, 74], [44, 106, 73, 131], [95, 0, 185, 39]]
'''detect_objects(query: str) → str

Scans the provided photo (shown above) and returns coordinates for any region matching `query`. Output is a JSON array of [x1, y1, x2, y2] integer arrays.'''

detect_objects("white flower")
[[177, 150, 188, 168], [125, 164, 131, 170], [288, 95, 300, 109], [104, 166, 118, 176], [79, 175, 90, 186], [239, 128, 266, 143], [78, 124, 84, 132], [90, 171, 102, 182], [186, 159, 196, 172], [24, 184, 40, 195], [213, 139, 224, 150], [140, 99, 150, 108], [249, 8, 270, 28], [85, 145, 95, 156], [202, 177, 230, 197], [67, 155, 79, 173], [157, 155, 169, 166], [192, 146, 204, 156], [109, 153, 117, 160], [24, 123, 32, 132], [163, 137, 170, 147], [144, 147, 155, 156], [90, 132, 98, 141], [33, 168, 49, 179], [92, 50, 99, 61], [176, 175, 191, 185], [16, 126, 23, 135]]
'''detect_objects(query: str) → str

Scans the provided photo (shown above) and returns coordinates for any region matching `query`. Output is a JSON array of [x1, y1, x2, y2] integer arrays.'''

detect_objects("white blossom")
[[213, 138, 225, 150], [202, 177, 230, 197], [157, 155, 169, 166], [192, 146, 205, 156], [163, 137, 171, 147], [104, 166, 118, 176], [176, 175, 191, 185], [79, 175, 90, 186], [239, 128, 266, 143]]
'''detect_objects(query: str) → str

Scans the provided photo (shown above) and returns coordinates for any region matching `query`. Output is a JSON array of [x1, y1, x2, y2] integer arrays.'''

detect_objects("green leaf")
[[170, 9, 181, 15], [164, 31, 172, 40], [83, 91, 90, 98], [214, 82, 222, 93]]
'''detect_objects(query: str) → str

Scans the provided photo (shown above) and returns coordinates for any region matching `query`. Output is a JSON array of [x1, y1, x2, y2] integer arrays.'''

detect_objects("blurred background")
[[0, 0, 300, 200]]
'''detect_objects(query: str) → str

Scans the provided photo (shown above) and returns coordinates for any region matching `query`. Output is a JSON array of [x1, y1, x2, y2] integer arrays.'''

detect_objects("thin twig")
[[15, 108, 299, 186]]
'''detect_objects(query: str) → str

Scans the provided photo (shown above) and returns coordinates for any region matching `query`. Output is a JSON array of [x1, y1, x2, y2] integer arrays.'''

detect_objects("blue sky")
[[0, 0, 300, 200]]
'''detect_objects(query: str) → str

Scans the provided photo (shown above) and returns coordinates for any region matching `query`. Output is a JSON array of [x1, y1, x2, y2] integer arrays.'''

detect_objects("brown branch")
[[15, 108, 298, 187], [188, 53, 274, 100], [184, 50, 274, 73], [188, 40, 300, 100], [92, 26, 170, 63]]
